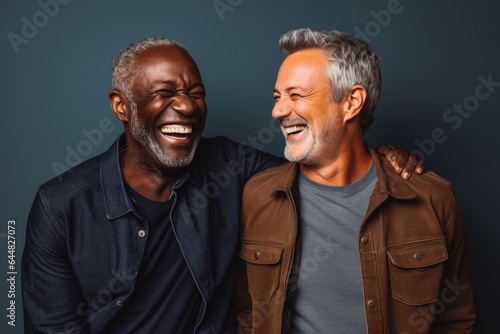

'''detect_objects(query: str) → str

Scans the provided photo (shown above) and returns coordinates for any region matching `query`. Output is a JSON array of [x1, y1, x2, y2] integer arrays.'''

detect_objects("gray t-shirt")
[[290, 162, 377, 333]]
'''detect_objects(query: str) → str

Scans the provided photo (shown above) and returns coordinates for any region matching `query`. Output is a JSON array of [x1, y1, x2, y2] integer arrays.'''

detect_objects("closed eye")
[[156, 90, 176, 97], [189, 91, 206, 99]]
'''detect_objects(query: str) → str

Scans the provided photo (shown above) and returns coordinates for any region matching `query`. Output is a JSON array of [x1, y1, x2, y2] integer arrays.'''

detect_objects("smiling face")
[[126, 45, 207, 169], [272, 48, 344, 167]]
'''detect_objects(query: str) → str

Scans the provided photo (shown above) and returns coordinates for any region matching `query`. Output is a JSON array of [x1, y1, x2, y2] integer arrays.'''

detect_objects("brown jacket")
[[235, 146, 475, 334]]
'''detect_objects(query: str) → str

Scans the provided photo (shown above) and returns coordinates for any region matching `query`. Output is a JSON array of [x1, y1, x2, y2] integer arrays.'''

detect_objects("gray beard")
[[282, 113, 343, 167], [129, 102, 202, 169]]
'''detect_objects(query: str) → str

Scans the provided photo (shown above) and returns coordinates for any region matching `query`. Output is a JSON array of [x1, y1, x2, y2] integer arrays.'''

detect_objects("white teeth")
[[285, 125, 306, 134], [160, 125, 193, 134]]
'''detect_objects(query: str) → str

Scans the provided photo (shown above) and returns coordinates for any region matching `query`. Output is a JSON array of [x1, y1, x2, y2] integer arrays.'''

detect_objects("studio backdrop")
[[1, 0, 498, 333]]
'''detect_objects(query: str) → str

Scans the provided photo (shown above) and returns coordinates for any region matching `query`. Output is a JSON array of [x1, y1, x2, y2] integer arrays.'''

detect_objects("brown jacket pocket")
[[239, 241, 283, 300], [387, 239, 448, 306]]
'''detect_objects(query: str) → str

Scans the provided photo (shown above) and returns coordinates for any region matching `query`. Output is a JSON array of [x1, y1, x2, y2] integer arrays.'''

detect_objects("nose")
[[171, 94, 196, 116], [272, 97, 292, 120]]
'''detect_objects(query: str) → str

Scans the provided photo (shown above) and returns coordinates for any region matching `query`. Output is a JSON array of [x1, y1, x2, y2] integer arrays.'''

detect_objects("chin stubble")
[[282, 113, 342, 167], [129, 102, 202, 169]]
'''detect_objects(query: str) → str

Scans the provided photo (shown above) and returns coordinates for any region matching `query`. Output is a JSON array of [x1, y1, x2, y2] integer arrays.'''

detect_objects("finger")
[[377, 144, 398, 162], [401, 155, 418, 180], [395, 149, 409, 173], [415, 160, 425, 174]]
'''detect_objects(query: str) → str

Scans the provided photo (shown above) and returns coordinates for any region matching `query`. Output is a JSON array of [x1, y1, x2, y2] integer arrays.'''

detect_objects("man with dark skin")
[[22, 37, 422, 333], [110, 45, 208, 201]]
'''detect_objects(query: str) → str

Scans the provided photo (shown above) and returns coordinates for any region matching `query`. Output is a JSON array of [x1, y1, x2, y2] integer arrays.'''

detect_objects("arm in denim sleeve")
[[431, 186, 476, 333], [228, 140, 285, 181], [22, 190, 89, 334]]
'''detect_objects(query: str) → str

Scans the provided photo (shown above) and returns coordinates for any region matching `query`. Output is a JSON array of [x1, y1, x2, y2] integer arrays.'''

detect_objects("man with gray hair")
[[236, 28, 475, 333], [22, 36, 421, 333]]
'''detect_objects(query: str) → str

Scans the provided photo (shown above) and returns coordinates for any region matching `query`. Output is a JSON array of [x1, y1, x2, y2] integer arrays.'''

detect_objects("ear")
[[109, 90, 131, 122], [342, 85, 367, 123]]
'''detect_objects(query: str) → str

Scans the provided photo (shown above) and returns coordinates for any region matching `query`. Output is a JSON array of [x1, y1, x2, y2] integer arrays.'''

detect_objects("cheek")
[[195, 100, 207, 113], [294, 100, 323, 120], [137, 99, 163, 116], [290, 100, 308, 115], [194, 104, 207, 123], [311, 95, 332, 110], [152, 98, 171, 111]]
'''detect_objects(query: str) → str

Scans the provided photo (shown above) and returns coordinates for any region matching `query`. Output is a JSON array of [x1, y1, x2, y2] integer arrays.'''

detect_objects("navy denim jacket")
[[22, 134, 284, 334]]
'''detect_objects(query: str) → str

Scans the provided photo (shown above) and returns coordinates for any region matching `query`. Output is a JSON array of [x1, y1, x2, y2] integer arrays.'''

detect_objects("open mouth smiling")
[[284, 125, 306, 135], [159, 124, 194, 139]]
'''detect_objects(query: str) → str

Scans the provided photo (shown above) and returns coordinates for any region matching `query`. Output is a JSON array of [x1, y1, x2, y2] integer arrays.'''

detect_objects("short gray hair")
[[279, 28, 381, 131], [111, 37, 186, 101]]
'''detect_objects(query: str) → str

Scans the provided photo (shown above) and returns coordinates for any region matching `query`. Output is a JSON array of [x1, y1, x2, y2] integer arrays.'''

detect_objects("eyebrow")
[[273, 86, 304, 94], [152, 81, 176, 87], [152, 81, 205, 89]]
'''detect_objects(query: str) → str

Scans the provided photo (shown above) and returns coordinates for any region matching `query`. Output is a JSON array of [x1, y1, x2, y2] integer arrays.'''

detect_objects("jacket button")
[[116, 301, 124, 307], [138, 230, 147, 238], [360, 237, 369, 245], [254, 251, 260, 259], [367, 300, 376, 308], [414, 253, 422, 261]]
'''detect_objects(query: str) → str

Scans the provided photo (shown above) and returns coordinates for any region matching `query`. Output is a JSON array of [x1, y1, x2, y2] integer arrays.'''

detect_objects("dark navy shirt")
[[22, 134, 285, 333], [106, 182, 201, 333]]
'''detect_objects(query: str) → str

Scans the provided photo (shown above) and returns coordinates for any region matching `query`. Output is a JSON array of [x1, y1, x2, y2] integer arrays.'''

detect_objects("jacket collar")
[[101, 134, 135, 219], [100, 133, 202, 220], [269, 145, 415, 201], [269, 162, 300, 195], [368, 145, 416, 200]]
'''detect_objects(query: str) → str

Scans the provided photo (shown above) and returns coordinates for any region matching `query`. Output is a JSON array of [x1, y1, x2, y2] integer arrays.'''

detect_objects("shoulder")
[[246, 162, 295, 184], [189, 136, 239, 170], [406, 168, 455, 199], [194, 136, 238, 161], [408, 170, 458, 224], [418, 169, 452, 187], [37, 153, 104, 205], [371, 150, 459, 224], [374, 150, 455, 199], [198, 135, 238, 150], [243, 162, 297, 197], [379, 158, 459, 224], [195, 136, 284, 172]]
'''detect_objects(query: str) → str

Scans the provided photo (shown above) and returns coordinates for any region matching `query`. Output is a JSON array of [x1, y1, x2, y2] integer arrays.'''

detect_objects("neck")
[[300, 129, 371, 187], [120, 147, 182, 202]]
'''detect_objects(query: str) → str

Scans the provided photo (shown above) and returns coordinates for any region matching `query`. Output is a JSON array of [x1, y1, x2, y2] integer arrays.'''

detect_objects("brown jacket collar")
[[267, 145, 416, 201]]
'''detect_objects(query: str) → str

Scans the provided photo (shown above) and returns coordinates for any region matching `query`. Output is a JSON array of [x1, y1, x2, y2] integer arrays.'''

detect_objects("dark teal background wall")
[[1, 0, 498, 332]]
